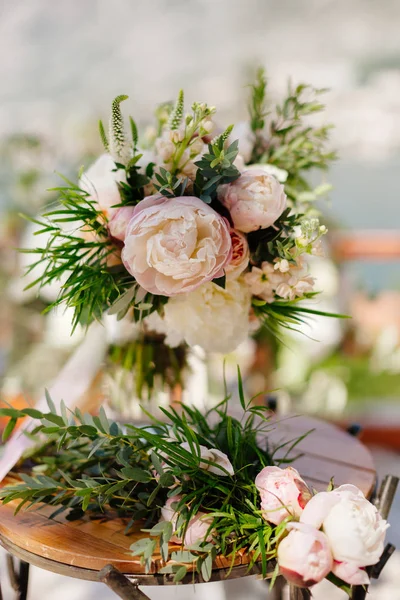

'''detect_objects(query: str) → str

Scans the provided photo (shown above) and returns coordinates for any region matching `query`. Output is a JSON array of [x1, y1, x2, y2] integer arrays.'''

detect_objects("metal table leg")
[[99, 565, 151, 600], [6, 555, 30, 600]]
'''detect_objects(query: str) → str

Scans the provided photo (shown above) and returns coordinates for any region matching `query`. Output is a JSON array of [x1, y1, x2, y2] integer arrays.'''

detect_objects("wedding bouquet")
[[0, 382, 388, 595], [25, 70, 338, 366]]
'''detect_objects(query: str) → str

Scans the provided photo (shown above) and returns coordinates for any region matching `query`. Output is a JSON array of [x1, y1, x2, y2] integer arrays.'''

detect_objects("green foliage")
[[253, 299, 349, 338], [98, 120, 109, 152], [109, 95, 130, 164], [247, 74, 336, 203], [20, 181, 160, 330], [153, 167, 188, 198], [108, 334, 188, 400], [168, 89, 185, 130], [0, 380, 302, 581], [194, 135, 241, 204]]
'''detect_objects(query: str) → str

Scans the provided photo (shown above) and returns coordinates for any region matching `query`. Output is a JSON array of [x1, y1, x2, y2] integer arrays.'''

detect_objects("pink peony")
[[255, 466, 312, 525], [277, 522, 333, 587], [108, 206, 135, 241], [122, 195, 232, 296], [218, 169, 287, 233], [225, 229, 250, 278]]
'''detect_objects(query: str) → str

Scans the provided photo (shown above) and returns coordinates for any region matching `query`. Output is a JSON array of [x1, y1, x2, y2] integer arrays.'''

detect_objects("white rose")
[[218, 169, 287, 233], [161, 278, 251, 353], [301, 484, 388, 568], [122, 195, 232, 297], [79, 154, 126, 218]]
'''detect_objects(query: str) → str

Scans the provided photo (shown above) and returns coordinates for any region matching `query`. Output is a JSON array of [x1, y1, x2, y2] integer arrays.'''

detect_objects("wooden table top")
[[0, 415, 376, 583]]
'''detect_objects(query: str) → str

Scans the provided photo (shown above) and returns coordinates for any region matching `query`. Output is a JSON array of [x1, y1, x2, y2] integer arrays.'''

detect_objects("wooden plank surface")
[[0, 416, 376, 576]]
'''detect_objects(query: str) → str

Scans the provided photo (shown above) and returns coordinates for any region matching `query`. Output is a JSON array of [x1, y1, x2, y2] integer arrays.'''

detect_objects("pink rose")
[[225, 229, 250, 278], [160, 496, 213, 546], [301, 484, 388, 576], [255, 466, 312, 525], [108, 206, 135, 241], [277, 522, 333, 587], [218, 169, 287, 233], [79, 154, 126, 218], [122, 195, 232, 296]]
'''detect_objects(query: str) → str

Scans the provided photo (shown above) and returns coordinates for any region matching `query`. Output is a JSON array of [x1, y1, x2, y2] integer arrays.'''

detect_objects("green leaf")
[[170, 551, 197, 563], [0, 408, 21, 418], [98, 406, 110, 434], [173, 565, 188, 583], [200, 553, 213, 581], [2, 418, 17, 442], [21, 408, 44, 419], [150, 452, 164, 476], [121, 467, 151, 483], [45, 390, 56, 413], [212, 274, 226, 289]]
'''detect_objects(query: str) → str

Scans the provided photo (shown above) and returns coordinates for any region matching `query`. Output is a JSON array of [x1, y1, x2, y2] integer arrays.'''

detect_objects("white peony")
[[159, 278, 251, 354], [301, 484, 388, 568], [79, 154, 126, 218]]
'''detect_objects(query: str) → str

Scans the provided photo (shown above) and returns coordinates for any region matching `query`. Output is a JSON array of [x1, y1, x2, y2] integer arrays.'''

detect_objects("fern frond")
[[168, 90, 184, 130], [109, 94, 130, 164]]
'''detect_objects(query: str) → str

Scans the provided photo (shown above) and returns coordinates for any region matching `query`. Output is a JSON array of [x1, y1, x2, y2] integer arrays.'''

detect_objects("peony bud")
[[278, 522, 333, 587]]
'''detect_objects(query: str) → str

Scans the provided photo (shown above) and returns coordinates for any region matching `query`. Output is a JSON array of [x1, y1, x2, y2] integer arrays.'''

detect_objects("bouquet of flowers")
[[0, 382, 388, 595], [23, 71, 340, 399]]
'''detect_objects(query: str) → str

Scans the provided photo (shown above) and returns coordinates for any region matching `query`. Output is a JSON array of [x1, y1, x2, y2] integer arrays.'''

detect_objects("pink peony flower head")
[[122, 195, 232, 296], [217, 169, 287, 233], [255, 466, 312, 525]]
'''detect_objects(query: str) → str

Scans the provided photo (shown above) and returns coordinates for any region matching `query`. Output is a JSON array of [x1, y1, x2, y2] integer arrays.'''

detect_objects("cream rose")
[[79, 154, 125, 218], [301, 484, 388, 570], [218, 169, 287, 233], [122, 195, 232, 296], [160, 278, 251, 354], [277, 522, 333, 587], [225, 229, 250, 278]]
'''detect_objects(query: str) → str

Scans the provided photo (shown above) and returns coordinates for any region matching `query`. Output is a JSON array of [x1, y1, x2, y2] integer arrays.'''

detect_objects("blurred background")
[[0, 1, 399, 598]]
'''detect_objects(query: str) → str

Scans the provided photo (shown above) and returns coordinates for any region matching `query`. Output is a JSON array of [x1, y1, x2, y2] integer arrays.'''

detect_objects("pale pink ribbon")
[[0, 322, 108, 482]]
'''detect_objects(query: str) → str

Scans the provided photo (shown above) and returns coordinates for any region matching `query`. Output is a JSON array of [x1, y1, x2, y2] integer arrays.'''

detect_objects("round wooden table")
[[0, 415, 376, 599]]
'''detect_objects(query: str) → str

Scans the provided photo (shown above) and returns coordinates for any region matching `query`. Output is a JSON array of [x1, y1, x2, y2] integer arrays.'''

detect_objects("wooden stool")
[[0, 417, 378, 599]]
